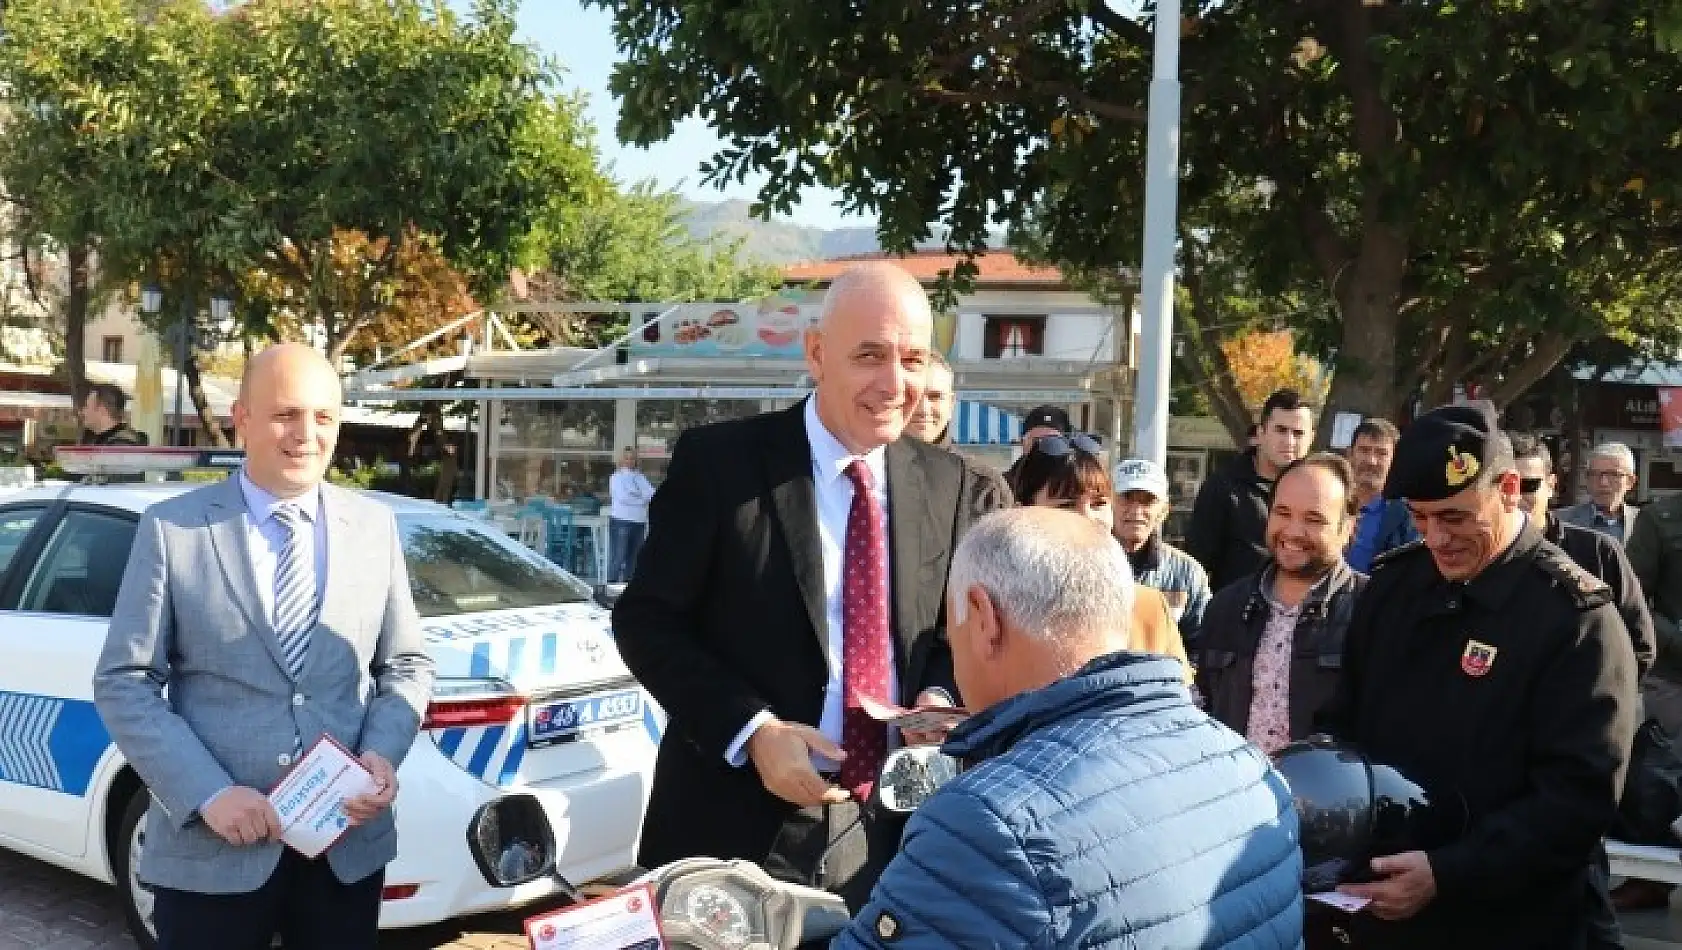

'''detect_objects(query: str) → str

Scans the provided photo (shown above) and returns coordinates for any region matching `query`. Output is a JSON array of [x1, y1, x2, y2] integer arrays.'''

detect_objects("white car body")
[[0, 480, 662, 934]]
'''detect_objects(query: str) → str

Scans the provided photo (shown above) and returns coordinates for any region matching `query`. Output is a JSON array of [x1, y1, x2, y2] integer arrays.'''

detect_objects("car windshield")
[[396, 513, 591, 618]]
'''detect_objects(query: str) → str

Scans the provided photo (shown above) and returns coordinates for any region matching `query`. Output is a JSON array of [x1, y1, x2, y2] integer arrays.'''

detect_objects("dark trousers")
[[608, 517, 647, 584], [763, 799, 905, 913], [1586, 844, 1624, 950], [153, 849, 383, 950]]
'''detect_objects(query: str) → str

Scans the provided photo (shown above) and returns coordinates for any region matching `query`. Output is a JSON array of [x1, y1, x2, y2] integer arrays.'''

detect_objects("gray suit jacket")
[[93, 477, 436, 894], [1558, 501, 1631, 543]]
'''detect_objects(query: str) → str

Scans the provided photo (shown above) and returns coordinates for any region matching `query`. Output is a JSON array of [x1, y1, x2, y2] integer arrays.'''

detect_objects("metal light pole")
[[1131, 0, 1182, 466]]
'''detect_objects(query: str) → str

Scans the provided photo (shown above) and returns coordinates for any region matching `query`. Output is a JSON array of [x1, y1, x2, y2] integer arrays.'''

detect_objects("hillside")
[[680, 199, 1005, 264]]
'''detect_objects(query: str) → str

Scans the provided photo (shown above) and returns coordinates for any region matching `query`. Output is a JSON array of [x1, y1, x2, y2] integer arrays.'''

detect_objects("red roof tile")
[[781, 250, 1066, 286]]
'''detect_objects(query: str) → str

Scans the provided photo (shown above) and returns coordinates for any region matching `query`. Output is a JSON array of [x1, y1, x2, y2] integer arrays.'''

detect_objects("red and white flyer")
[[525, 883, 666, 950], [855, 693, 969, 734]]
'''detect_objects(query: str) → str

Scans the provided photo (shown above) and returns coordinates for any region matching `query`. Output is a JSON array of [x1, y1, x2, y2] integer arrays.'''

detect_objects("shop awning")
[[952, 400, 1023, 445]]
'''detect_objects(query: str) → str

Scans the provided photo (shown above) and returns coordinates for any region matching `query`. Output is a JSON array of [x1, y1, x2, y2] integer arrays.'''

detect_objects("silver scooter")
[[636, 746, 960, 950]]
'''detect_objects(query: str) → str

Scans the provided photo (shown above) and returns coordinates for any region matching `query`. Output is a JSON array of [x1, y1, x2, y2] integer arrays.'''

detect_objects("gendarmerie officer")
[[1318, 404, 1639, 949]]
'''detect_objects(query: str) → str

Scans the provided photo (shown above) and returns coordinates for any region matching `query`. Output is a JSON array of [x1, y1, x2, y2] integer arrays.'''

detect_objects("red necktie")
[[840, 460, 891, 799]]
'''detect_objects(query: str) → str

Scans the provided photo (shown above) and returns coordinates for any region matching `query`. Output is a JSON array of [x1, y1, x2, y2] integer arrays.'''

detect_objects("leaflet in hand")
[[855, 693, 969, 734], [525, 884, 667, 950], [267, 736, 378, 859], [1308, 891, 1371, 913]]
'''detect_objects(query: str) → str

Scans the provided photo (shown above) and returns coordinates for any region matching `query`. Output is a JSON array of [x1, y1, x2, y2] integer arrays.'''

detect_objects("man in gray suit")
[[94, 343, 436, 950], [1559, 441, 1639, 543]]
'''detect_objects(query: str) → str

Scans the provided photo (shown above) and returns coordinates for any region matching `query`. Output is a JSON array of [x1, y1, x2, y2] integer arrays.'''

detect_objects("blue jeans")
[[608, 517, 647, 583]]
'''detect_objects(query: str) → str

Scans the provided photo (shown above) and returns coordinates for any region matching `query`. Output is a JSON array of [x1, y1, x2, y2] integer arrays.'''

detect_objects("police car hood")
[[419, 601, 629, 695]]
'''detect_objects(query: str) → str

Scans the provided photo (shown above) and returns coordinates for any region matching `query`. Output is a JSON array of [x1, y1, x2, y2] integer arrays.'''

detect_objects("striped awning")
[[951, 400, 1023, 445]]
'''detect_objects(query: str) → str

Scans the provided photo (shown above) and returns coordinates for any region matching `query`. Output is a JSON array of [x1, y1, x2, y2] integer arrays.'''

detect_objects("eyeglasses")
[[1030, 433, 1102, 458], [1588, 470, 1633, 481], [1519, 477, 1544, 495]]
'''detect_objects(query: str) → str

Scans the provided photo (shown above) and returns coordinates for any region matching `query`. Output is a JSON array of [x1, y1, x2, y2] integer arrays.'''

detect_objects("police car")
[[0, 447, 662, 947]]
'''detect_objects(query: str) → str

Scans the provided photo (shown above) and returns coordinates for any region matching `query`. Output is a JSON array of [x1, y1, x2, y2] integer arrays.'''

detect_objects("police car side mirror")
[[875, 747, 960, 814]]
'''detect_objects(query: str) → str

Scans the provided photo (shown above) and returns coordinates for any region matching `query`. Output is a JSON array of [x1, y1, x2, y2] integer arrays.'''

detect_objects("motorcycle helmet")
[[1271, 736, 1467, 892]]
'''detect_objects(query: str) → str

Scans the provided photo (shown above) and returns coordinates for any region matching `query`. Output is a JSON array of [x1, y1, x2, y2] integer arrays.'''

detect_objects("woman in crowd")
[[1008, 433, 1192, 680]]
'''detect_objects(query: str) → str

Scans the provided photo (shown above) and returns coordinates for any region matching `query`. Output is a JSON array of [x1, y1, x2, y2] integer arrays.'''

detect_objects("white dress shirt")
[[237, 469, 328, 626], [724, 398, 899, 768]]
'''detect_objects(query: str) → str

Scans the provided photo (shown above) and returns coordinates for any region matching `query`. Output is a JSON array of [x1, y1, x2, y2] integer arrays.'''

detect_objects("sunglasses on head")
[[1031, 433, 1102, 458]]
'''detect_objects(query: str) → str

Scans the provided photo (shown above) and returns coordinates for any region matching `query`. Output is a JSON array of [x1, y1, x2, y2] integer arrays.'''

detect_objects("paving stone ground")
[[0, 848, 559, 949]]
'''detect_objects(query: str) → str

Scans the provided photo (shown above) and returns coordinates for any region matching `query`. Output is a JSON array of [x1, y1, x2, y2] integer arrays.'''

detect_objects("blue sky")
[[520, 2, 865, 229]]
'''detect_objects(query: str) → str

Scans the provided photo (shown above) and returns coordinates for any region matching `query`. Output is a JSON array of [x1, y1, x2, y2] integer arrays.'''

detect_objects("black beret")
[[1383, 403, 1500, 502]]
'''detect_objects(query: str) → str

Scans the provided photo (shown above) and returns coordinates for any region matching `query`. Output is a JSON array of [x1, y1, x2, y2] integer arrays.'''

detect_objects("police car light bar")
[[54, 445, 246, 476]]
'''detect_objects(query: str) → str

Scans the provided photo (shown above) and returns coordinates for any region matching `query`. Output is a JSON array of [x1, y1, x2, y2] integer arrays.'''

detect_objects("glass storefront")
[[491, 400, 615, 504], [634, 398, 774, 484]]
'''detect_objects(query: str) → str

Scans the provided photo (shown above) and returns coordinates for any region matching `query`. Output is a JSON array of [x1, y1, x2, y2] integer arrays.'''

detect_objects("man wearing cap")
[[1187, 389, 1314, 592], [1113, 458, 1210, 647], [1319, 404, 1638, 949], [1002, 405, 1072, 490]]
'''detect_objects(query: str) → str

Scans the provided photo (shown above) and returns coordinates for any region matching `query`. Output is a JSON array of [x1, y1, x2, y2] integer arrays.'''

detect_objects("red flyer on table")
[[525, 883, 666, 950]]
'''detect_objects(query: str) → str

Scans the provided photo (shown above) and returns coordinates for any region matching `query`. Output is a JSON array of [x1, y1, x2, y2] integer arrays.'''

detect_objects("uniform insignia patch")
[[876, 911, 901, 941], [1445, 446, 1480, 487], [1461, 639, 1498, 677]]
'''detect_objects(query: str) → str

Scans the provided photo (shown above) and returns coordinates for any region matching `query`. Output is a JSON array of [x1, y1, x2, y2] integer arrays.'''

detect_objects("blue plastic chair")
[[536, 503, 576, 568]]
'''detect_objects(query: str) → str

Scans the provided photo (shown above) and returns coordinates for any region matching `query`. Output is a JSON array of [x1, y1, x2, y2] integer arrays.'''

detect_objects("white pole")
[[1131, 0, 1182, 466]]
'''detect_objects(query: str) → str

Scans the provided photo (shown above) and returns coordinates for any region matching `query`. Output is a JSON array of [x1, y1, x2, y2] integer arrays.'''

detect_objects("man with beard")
[[1195, 452, 1367, 751], [1344, 418, 1417, 571], [1318, 404, 1638, 949], [1112, 458, 1211, 647], [1188, 389, 1314, 592]]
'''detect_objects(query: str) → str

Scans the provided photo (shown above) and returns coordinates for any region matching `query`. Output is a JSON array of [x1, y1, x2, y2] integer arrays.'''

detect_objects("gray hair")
[[947, 508, 1135, 642], [1590, 442, 1636, 475]]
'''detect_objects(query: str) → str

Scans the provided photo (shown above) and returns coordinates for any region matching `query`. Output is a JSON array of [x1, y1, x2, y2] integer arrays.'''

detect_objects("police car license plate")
[[528, 690, 642, 746]]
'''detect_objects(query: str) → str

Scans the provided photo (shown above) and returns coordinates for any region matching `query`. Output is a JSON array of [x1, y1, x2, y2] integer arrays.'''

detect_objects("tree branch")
[[919, 79, 1147, 123], [1325, 0, 1397, 165], [1088, 2, 1152, 48], [1488, 333, 1574, 409]]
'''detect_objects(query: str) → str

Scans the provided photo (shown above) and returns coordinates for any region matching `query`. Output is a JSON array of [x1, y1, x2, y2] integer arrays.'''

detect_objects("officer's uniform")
[[1317, 405, 1639, 950]]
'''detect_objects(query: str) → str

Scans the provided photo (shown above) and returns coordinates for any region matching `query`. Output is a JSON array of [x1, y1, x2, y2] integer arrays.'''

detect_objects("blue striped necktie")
[[270, 504, 317, 679]]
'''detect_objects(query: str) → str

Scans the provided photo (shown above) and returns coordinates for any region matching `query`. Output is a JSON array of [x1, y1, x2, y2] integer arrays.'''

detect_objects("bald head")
[[233, 343, 343, 498], [816, 262, 932, 332], [804, 263, 935, 454]]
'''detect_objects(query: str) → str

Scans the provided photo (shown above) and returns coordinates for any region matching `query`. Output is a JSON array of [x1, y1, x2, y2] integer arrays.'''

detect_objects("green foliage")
[[595, 0, 1682, 418], [0, 0, 593, 323], [541, 181, 782, 306]]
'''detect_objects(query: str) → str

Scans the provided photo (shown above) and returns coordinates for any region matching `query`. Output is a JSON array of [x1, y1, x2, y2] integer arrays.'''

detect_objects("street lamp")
[[209, 292, 232, 326], [140, 285, 163, 316]]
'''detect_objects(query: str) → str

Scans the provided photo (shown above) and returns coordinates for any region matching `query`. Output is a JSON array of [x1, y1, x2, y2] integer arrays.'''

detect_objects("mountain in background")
[[680, 199, 1006, 264]]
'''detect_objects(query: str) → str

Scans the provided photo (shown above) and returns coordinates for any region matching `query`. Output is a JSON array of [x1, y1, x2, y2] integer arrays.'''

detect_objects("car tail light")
[[381, 884, 420, 901], [424, 678, 524, 729]]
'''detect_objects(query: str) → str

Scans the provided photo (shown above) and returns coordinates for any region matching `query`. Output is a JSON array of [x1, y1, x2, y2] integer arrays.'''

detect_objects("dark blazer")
[[612, 401, 1012, 868], [1546, 511, 1657, 681]]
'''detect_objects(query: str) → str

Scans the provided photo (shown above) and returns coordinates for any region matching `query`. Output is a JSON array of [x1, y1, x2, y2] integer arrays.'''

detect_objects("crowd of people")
[[81, 255, 1682, 948], [611, 259, 1682, 949]]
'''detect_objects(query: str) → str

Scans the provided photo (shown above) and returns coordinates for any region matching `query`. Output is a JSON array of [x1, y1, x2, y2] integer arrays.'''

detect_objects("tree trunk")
[[64, 242, 91, 429], [181, 350, 230, 447], [1317, 246, 1407, 445]]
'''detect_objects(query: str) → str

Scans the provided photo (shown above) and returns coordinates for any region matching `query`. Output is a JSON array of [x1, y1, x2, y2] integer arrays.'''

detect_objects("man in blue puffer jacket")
[[834, 507, 1304, 950]]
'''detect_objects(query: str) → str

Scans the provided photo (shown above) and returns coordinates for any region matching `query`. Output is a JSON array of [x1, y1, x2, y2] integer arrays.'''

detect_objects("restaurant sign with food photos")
[[628, 292, 818, 359]]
